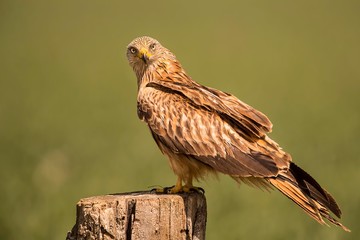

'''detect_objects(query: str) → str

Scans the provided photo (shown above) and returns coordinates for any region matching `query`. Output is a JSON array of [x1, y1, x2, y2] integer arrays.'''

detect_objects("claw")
[[192, 186, 205, 194], [150, 186, 173, 193], [150, 177, 205, 194], [183, 186, 205, 194], [151, 185, 205, 194]]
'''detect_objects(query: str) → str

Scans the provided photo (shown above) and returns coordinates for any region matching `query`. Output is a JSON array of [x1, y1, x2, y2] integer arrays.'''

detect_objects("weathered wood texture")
[[66, 191, 207, 240]]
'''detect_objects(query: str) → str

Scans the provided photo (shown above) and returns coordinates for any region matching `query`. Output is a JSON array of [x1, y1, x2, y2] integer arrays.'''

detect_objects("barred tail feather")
[[268, 162, 350, 232]]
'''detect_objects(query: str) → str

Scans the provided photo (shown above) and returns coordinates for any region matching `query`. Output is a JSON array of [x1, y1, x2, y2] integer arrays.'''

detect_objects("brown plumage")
[[126, 36, 350, 231]]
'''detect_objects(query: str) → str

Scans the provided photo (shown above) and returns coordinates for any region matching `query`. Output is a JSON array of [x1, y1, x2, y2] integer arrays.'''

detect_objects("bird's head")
[[126, 36, 176, 80]]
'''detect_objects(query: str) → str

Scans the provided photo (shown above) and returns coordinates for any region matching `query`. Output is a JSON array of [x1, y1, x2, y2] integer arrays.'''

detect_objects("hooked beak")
[[138, 48, 152, 64]]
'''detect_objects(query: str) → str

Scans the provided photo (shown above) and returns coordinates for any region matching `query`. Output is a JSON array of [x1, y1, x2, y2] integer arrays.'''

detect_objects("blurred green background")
[[1, 0, 359, 239]]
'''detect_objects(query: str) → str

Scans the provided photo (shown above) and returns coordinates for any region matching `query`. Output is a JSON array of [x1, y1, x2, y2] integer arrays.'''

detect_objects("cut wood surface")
[[66, 191, 207, 240]]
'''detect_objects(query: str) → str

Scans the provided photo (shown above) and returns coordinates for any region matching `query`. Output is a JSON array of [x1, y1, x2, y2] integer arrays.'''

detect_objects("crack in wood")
[[125, 199, 136, 240]]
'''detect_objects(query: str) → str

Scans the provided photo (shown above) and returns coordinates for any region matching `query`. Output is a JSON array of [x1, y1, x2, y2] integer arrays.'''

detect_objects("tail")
[[268, 162, 350, 232]]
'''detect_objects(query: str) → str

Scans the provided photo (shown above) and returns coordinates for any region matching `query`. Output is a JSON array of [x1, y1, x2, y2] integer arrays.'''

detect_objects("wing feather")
[[138, 83, 286, 178], [147, 80, 272, 140]]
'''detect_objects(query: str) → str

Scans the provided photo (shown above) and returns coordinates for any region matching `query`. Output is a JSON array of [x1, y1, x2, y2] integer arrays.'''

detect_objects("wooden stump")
[[66, 191, 207, 240]]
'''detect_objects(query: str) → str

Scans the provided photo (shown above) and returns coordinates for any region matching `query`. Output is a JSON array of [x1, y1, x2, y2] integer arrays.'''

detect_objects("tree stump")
[[66, 191, 207, 240]]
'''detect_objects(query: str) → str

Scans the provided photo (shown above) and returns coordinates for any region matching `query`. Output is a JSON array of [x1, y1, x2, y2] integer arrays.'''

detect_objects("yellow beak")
[[138, 48, 152, 63]]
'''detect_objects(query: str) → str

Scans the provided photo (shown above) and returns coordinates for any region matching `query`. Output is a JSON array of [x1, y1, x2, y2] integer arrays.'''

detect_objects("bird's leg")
[[168, 176, 204, 193], [152, 176, 204, 194], [152, 177, 183, 194], [183, 176, 205, 193], [167, 177, 183, 193], [182, 177, 193, 192]]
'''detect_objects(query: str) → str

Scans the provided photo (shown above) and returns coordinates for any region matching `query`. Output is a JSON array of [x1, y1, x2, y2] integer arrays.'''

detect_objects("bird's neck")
[[137, 59, 192, 89]]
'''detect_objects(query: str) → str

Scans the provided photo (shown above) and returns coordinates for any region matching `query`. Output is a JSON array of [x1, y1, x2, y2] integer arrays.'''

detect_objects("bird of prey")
[[126, 36, 349, 231]]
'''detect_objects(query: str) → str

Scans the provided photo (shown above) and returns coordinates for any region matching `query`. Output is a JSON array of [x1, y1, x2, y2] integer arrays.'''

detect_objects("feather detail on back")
[[147, 80, 272, 139]]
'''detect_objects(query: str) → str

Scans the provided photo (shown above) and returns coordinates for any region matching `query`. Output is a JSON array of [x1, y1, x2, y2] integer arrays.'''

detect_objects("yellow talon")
[[151, 177, 205, 194]]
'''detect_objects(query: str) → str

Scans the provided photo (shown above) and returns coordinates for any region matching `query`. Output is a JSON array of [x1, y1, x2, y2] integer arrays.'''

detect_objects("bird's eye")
[[149, 43, 156, 51], [128, 47, 137, 54]]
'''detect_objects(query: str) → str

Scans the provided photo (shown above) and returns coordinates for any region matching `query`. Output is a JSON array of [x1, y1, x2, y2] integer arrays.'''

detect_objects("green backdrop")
[[1, 0, 359, 239]]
